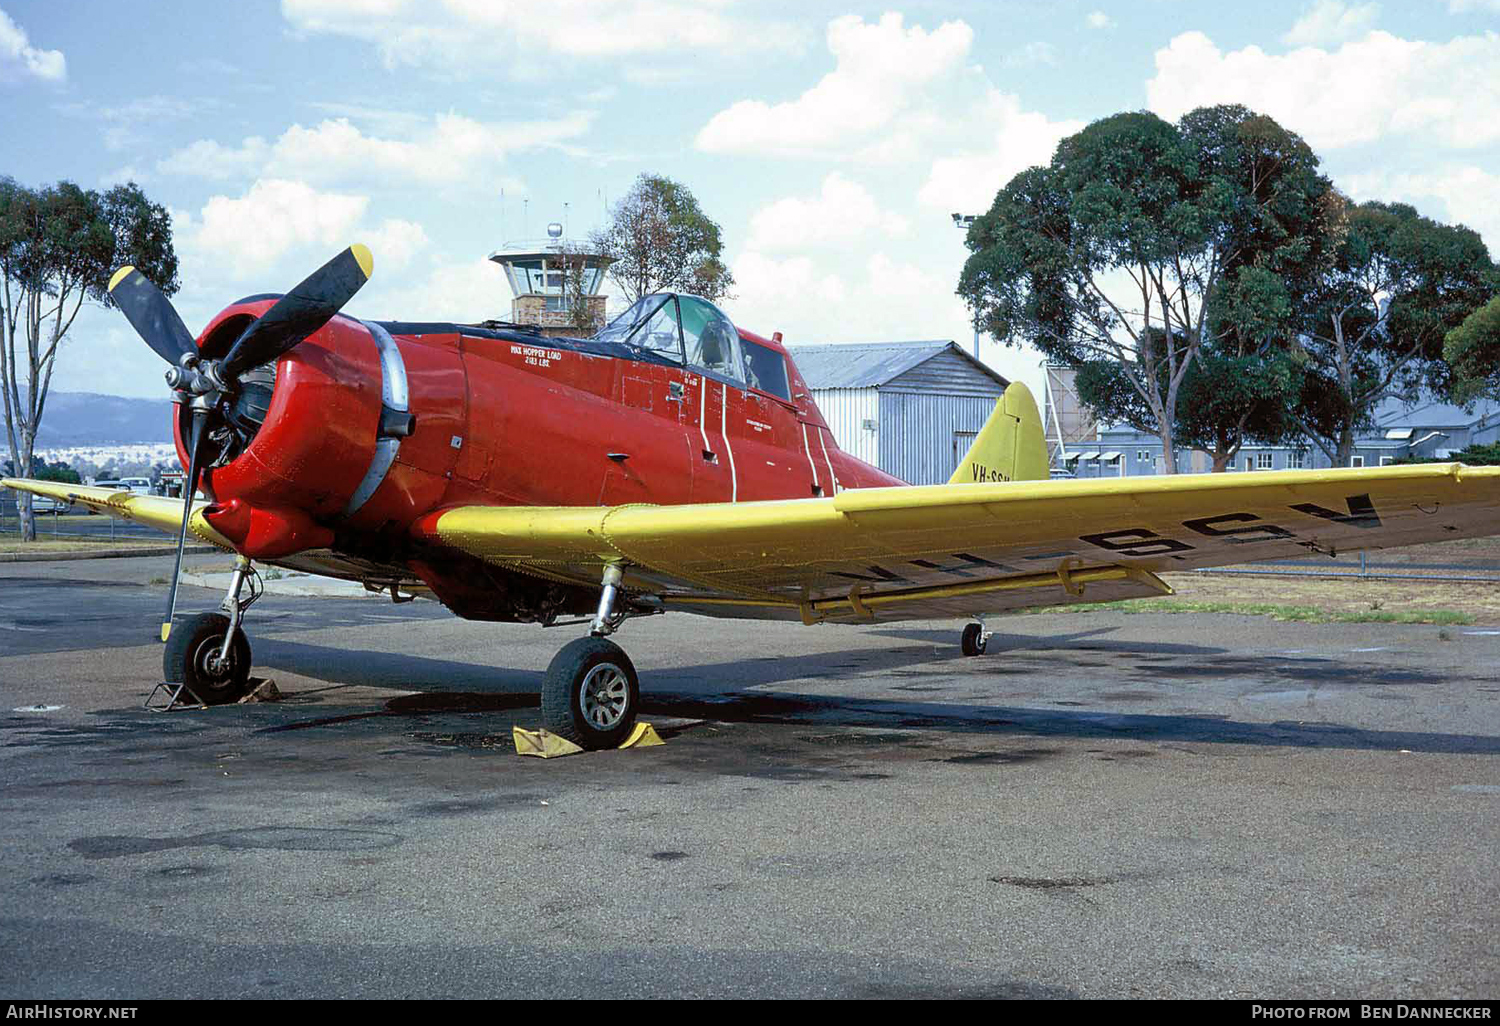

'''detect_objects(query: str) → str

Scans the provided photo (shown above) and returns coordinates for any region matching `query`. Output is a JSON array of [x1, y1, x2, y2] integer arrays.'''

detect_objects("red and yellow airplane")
[[7, 246, 1500, 748]]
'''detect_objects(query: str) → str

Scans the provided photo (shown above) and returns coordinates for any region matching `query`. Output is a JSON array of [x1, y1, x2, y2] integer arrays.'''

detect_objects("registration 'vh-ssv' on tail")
[[8, 246, 1500, 748]]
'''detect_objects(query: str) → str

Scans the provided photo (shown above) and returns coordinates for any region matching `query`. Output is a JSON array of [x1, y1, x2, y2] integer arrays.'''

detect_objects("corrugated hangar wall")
[[798, 343, 1009, 486], [815, 388, 880, 468], [878, 392, 1005, 485], [878, 348, 1007, 485]]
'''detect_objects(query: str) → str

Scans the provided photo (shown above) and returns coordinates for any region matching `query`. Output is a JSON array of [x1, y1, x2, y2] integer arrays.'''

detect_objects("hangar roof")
[[787, 340, 1009, 390]]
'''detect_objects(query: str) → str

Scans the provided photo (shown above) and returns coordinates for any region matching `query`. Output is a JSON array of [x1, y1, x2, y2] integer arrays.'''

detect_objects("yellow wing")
[[424, 464, 1500, 624], [2, 478, 234, 549]]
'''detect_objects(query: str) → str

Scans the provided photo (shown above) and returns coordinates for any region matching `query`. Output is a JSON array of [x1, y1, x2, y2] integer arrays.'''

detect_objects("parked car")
[[117, 476, 153, 495]]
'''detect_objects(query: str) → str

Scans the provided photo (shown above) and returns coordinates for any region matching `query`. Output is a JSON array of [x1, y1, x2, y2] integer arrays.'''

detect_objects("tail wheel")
[[164, 612, 252, 704], [961, 622, 987, 657], [542, 636, 640, 750]]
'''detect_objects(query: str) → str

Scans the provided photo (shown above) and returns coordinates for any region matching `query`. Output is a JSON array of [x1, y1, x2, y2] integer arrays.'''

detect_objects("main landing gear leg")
[[541, 564, 640, 750], [961, 619, 992, 657], [161, 555, 260, 705]]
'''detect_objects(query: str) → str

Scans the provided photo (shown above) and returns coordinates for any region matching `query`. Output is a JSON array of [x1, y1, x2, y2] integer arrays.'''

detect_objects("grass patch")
[[1018, 597, 1475, 626], [0, 537, 167, 555]]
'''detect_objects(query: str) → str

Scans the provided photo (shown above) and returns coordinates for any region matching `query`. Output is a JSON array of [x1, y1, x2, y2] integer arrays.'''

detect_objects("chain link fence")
[[1, 491, 164, 544]]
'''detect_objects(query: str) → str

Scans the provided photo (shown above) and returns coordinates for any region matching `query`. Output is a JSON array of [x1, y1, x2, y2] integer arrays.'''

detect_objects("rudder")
[[948, 381, 1049, 484]]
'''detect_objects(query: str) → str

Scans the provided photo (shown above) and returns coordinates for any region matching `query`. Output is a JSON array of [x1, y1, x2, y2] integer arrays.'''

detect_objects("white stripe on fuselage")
[[815, 425, 839, 494], [801, 423, 821, 494], [721, 382, 737, 502], [698, 375, 712, 458]]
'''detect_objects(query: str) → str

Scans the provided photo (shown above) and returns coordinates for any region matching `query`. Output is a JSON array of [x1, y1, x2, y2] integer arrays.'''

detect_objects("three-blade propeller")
[[107, 245, 374, 641]]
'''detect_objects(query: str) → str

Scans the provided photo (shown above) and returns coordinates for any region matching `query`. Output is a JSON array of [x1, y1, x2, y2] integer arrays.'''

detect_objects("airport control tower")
[[488, 223, 614, 337]]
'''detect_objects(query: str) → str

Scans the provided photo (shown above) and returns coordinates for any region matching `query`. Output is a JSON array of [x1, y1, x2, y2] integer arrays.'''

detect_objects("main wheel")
[[961, 622, 987, 657], [163, 612, 252, 705], [542, 636, 640, 750]]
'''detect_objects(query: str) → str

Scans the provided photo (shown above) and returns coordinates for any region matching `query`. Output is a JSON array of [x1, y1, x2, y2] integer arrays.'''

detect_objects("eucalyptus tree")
[[959, 105, 1332, 472], [590, 174, 734, 304], [0, 178, 177, 540]]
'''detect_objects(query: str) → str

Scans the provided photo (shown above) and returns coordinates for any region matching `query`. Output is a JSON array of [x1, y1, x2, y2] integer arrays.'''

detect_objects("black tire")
[[163, 612, 252, 705], [961, 622, 987, 657], [541, 636, 640, 750]]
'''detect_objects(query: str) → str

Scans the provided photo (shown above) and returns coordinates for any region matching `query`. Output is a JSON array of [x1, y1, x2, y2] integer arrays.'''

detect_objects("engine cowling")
[[173, 301, 387, 559]]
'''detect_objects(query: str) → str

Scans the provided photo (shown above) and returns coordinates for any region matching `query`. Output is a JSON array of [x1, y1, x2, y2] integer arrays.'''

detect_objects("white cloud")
[[159, 112, 590, 190], [1283, 1, 1379, 47], [696, 13, 974, 161], [0, 8, 64, 82], [158, 137, 270, 180], [280, 0, 805, 67], [744, 174, 909, 253], [1147, 29, 1500, 150], [918, 92, 1083, 212], [1085, 11, 1115, 30], [365, 219, 429, 272], [1341, 165, 1500, 254], [59, 95, 211, 153], [356, 256, 509, 324], [1004, 41, 1058, 68], [183, 179, 371, 279]]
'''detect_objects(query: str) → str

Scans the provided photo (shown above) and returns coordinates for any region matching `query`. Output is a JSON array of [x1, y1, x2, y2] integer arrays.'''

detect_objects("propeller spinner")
[[107, 245, 374, 642]]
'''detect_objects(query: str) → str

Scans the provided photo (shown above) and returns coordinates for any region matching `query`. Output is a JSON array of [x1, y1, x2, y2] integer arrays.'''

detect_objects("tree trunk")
[[1157, 422, 1178, 474], [16, 428, 34, 541], [1336, 424, 1354, 469]]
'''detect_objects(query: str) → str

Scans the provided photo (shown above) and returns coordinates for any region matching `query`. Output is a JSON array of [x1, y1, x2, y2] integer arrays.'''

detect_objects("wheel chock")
[[236, 678, 281, 704], [512, 722, 664, 758], [620, 722, 664, 749], [512, 727, 585, 758]]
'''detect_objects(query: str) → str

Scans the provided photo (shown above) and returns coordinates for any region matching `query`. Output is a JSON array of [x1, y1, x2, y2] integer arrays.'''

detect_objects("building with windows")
[[1052, 394, 1500, 477], [788, 341, 1010, 486], [488, 223, 614, 337]]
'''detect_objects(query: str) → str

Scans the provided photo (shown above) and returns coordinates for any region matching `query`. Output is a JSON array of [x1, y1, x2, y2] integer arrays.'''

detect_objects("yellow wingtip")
[[160, 623, 171, 643], [350, 244, 373, 280], [108, 266, 135, 293]]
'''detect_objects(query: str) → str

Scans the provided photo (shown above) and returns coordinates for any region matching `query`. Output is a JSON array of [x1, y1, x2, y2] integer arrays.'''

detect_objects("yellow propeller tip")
[[350, 244, 373, 280], [160, 623, 172, 643], [109, 266, 135, 293]]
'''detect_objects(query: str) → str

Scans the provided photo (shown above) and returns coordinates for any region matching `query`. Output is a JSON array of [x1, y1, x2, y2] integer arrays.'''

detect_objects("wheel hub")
[[192, 635, 236, 685], [579, 663, 630, 730]]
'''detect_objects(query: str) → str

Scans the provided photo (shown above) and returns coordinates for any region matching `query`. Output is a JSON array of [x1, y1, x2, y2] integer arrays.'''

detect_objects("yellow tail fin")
[[948, 381, 1050, 484]]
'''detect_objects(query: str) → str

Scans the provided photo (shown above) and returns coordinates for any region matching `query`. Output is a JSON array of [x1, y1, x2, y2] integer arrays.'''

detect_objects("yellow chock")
[[620, 722, 664, 749], [512, 722, 664, 758], [512, 727, 584, 758]]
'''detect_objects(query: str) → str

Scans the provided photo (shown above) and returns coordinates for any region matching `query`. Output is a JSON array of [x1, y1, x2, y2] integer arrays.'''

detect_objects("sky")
[[2, 0, 1498, 402]]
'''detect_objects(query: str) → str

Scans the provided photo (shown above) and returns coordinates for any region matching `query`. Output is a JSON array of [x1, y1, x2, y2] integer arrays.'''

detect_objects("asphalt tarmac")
[[2, 555, 1498, 999]]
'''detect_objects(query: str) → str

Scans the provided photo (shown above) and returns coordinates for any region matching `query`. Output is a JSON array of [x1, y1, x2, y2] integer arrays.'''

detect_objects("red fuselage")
[[175, 298, 903, 621]]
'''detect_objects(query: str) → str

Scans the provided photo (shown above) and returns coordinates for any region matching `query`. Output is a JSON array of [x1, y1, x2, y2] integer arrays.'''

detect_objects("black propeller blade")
[[102, 246, 375, 644], [108, 266, 198, 366], [221, 244, 373, 380], [161, 405, 209, 643]]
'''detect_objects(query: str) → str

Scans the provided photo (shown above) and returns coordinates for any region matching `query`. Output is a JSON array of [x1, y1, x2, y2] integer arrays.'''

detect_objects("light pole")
[[951, 213, 980, 361]]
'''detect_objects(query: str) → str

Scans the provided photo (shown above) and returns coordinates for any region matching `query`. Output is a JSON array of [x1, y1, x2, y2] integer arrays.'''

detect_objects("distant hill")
[[23, 392, 175, 447]]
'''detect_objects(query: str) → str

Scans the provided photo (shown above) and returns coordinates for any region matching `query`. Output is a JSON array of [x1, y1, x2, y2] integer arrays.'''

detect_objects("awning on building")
[[1099, 451, 1122, 462]]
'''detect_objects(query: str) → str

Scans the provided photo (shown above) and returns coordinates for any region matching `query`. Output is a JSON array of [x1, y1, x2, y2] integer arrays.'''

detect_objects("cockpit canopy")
[[593, 293, 791, 401]]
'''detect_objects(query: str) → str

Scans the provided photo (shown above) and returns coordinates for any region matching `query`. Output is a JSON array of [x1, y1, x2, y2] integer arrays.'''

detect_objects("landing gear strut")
[[540, 563, 642, 748], [161, 556, 261, 705]]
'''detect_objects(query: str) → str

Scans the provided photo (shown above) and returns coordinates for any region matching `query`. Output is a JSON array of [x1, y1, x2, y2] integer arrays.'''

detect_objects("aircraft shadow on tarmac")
[[247, 629, 1500, 757]]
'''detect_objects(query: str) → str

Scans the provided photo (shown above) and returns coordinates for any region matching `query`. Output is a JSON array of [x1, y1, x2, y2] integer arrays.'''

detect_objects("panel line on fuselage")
[[698, 374, 713, 460], [801, 423, 821, 494]]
